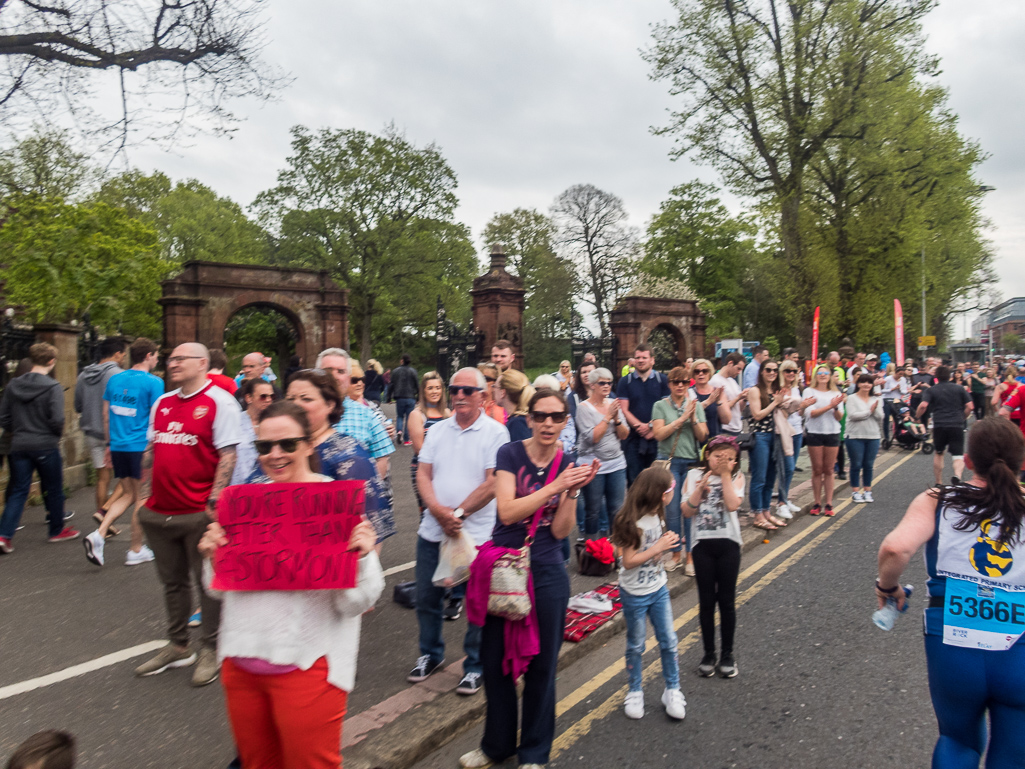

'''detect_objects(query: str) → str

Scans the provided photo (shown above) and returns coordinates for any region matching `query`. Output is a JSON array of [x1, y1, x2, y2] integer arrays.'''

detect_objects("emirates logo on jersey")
[[161, 407, 171, 416], [193, 405, 209, 420]]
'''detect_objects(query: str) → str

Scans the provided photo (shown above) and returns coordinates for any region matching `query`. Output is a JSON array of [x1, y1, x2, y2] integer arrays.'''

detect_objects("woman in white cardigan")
[[200, 400, 384, 769]]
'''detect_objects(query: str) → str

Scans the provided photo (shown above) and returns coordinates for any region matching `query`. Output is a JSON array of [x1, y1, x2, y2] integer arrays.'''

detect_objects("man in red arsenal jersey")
[[134, 342, 241, 687], [999, 383, 1025, 480]]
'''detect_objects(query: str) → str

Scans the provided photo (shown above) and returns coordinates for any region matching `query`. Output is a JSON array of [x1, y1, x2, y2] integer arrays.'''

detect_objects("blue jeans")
[[659, 456, 692, 553], [748, 432, 777, 512], [620, 583, 679, 691], [395, 397, 416, 441], [415, 536, 481, 674], [925, 634, 1025, 769], [846, 438, 880, 488], [0, 449, 66, 539], [581, 468, 626, 537], [774, 433, 802, 504], [481, 561, 569, 765], [623, 435, 658, 485]]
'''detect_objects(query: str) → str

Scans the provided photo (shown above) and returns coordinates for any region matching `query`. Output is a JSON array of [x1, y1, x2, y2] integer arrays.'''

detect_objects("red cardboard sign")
[[211, 480, 365, 591]]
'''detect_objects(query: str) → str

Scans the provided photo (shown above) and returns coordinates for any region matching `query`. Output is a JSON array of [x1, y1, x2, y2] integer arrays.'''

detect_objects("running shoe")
[[775, 504, 793, 520], [407, 655, 444, 683], [697, 653, 717, 677], [624, 690, 645, 719], [684, 561, 696, 577], [134, 644, 196, 677], [191, 647, 220, 687], [455, 671, 482, 695], [83, 531, 104, 566], [63, 510, 75, 521], [0, 537, 12, 554], [950, 476, 962, 486], [786, 500, 802, 513], [718, 654, 738, 678], [443, 597, 463, 621], [809, 504, 822, 516], [823, 504, 835, 517], [863, 491, 874, 503], [458, 748, 494, 769], [662, 688, 687, 720], [188, 609, 202, 627], [48, 527, 80, 543], [125, 545, 155, 566], [851, 491, 865, 504], [836, 471, 848, 480]]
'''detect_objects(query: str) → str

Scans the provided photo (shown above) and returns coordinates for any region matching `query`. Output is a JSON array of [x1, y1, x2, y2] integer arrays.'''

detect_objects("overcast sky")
[[123, 0, 1024, 333]]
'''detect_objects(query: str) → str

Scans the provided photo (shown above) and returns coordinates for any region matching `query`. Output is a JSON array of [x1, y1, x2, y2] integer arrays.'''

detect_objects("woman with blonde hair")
[[477, 362, 506, 425], [407, 371, 450, 514], [364, 359, 385, 404], [494, 369, 534, 441], [802, 366, 845, 516]]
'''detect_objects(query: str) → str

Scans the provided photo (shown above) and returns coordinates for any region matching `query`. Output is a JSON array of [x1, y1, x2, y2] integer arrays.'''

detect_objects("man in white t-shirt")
[[711, 353, 748, 436], [410, 367, 509, 696]]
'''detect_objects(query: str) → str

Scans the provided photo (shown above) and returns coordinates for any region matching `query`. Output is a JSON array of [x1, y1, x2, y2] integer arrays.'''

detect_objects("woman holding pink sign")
[[200, 400, 385, 769]]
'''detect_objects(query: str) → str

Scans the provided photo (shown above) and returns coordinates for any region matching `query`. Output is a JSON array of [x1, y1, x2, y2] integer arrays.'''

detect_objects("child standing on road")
[[682, 435, 746, 679], [611, 466, 687, 721]]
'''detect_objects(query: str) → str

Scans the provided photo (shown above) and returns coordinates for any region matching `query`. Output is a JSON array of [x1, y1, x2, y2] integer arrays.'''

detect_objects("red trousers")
[[222, 656, 347, 769]]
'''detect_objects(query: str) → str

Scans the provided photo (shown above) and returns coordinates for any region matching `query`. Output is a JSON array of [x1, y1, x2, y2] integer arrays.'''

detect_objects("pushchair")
[[887, 400, 934, 453]]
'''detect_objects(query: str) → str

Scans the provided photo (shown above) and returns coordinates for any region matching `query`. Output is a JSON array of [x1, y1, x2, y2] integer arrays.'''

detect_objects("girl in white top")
[[802, 366, 845, 516], [682, 435, 746, 678], [199, 401, 384, 769], [610, 466, 686, 721]]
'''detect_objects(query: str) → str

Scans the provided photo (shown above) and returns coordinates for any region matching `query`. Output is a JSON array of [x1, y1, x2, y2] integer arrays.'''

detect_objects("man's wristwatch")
[[453, 507, 465, 519]]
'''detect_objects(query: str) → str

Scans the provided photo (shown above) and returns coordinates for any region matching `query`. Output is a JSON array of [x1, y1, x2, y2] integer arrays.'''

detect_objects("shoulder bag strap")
[[525, 449, 564, 543]]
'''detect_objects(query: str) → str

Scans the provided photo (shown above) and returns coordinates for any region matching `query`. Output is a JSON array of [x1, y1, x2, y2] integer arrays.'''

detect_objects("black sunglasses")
[[254, 438, 307, 455], [448, 385, 482, 396], [530, 410, 568, 424], [693, 368, 711, 375], [596, 380, 613, 386], [669, 379, 688, 385], [484, 376, 496, 383], [349, 376, 364, 384], [763, 367, 779, 372]]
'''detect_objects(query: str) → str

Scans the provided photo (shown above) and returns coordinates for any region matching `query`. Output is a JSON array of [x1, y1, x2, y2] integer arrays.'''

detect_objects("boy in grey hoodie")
[[0, 343, 80, 551], [75, 338, 126, 516]]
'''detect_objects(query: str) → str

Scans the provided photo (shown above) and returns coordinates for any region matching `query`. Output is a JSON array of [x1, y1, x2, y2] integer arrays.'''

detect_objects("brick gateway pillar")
[[471, 246, 525, 371], [609, 277, 707, 375]]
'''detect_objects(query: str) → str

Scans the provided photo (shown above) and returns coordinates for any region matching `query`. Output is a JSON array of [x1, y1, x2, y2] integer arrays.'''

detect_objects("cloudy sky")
[[122, 0, 1023, 334]]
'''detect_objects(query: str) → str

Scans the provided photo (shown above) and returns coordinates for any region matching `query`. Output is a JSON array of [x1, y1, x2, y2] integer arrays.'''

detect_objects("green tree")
[[0, 194, 167, 335], [254, 125, 478, 361], [482, 208, 577, 367], [95, 170, 271, 263], [646, 0, 936, 344], [1001, 333, 1023, 356], [0, 129, 100, 200]]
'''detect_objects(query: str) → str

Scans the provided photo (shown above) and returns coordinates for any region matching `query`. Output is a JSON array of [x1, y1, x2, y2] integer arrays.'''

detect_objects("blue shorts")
[[110, 451, 143, 479]]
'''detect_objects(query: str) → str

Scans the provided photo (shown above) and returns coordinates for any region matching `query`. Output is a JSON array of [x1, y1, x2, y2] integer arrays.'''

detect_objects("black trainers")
[[950, 476, 962, 486], [407, 655, 444, 683], [455, 671, 482, 695], [718, 654, 738, 678], [697, 653, 716, 677], [443, 598, 463, 621]]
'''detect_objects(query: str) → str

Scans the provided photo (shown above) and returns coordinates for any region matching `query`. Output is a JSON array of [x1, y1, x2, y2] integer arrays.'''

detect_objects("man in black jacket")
[[390, 354, 419, 445], [0, 343, 80, 552]]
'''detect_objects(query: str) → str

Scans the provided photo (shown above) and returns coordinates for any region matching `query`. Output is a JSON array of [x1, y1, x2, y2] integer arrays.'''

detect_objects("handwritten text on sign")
[[211, 481, 365, 591]]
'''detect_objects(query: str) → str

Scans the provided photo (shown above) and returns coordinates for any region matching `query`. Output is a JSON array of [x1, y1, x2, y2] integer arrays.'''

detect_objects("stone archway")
[[159, 261, 348, 366], [609, 277, 706, 375]]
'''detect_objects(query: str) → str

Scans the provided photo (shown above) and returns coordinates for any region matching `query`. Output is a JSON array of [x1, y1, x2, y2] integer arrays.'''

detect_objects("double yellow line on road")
[[550, 450, 919, 759]]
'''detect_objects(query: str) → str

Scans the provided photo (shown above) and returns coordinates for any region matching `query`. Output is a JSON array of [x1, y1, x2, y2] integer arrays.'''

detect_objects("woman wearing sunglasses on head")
[[230, 378, 278, 486], [802, 366, 846, 516], [460, 388, 598, 769], [575, 367, 630, 540], [688, 358, 731, 441], [200, 401, 385, 769], [247, 369, 394, 543]]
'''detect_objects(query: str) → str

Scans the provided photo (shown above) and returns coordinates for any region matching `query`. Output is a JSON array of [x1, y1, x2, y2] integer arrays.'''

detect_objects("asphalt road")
[[415, 447, 947, 769]]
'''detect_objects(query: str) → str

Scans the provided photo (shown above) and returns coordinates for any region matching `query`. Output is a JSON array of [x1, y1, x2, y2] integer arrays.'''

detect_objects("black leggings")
[[691, 538, 741, 656]]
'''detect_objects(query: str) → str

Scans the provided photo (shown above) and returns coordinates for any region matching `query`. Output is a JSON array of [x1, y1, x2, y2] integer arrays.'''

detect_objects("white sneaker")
[[661, 688, 687, 720], [863, 490, 874, 503], [458, 748, 494, 769], [774, 504, 793, 520], [851, 491, 865, 503], [125, 545, 155, 566], [83, 531, 104, 566], [624, 690, 645, 719], [786, 500, 801, 513]]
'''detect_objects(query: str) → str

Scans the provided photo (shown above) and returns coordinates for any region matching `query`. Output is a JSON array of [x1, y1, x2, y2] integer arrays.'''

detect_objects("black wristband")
[[875, 580, 899, 594]]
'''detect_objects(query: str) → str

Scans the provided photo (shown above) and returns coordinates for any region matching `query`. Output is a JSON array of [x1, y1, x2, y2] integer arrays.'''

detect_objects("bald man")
[[233, 351, 282, 407], [134, 342, 241, 688]]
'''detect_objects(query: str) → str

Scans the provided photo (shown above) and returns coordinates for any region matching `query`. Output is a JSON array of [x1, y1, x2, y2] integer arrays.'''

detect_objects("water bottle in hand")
[[873, 585, 913, 631]]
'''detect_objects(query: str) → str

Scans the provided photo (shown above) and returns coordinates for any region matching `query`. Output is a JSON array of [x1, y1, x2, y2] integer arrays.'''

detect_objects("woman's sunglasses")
[[693, 368, 711, 375], [530, 410, 568, 424], [349, 376, 364, 384], [596, 380, 613, 386], [254, 438, 307, 455]]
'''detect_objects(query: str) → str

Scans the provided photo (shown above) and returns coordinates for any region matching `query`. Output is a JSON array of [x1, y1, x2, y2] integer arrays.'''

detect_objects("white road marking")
[[0, 640, 166, 701], [382, 560, 415, 578]]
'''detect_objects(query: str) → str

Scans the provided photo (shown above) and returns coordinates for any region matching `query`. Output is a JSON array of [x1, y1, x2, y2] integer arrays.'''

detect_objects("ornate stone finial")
[[489, 244, 508, 273]]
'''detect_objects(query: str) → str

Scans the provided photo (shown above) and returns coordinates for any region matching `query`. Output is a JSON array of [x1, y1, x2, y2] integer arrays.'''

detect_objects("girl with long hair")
[[407, 371, 450, 514], [845, 374, 884, 504], [610, 465, 687, 720], [876, 417, 1025, 767], [802, 366, 845, 516], [682, 435, 746, 678], [745, 359, 786, 530], [494, 369, 534, 441]]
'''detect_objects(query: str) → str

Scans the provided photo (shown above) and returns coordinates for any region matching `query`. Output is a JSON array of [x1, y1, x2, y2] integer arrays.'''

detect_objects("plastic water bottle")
[[872, 585, 914, 631]]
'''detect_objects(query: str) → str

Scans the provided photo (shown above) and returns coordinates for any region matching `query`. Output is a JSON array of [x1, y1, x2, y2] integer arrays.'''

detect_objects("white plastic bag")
[[432, 529, 477, 587]]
